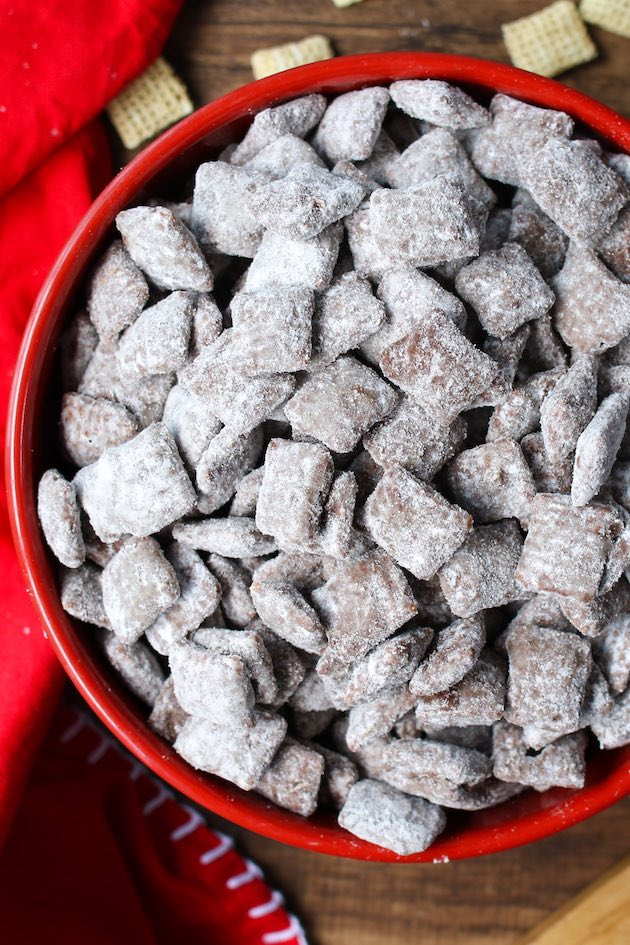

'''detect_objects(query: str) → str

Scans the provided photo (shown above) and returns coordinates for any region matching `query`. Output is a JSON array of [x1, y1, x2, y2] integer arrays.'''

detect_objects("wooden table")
[[127, 3, 630, 941]]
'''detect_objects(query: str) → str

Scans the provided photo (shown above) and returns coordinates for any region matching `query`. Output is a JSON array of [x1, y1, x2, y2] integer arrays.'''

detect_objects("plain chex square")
[[502, 1, 598, 77], [107, 58, 193, 149], [580, 0, 630, 37], [251, 35, 334, 81]]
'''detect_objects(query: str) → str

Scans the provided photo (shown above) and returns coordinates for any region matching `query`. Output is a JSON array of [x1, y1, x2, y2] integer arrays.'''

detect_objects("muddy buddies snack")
[[39, 82, 630, 857]]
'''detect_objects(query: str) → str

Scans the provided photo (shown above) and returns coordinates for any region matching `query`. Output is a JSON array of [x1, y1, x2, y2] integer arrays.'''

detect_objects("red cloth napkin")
[[0, 4, 307, 942]]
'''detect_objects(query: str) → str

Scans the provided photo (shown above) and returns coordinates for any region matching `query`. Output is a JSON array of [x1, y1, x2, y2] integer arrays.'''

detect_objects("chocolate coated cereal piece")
[[471, 94, 574, 187], [437, 522, 525, 619], [60, 392, 139, 468], [207, 554, 256, 627], [253, 552, 326, 592], [175, 709, 288, 790], [87, 240, 149, 340], [256, 439, 334, 550], [505, 624, 591, 736], [486, 369, 565, 443], [117, 291, 193, 377], [148, 676, 190, 742], [492, 722, 587, 790], [193, 626, 278, 704], [364, 398, 467, 480], [145, 543, 221, 654], [521, 432, 573, 494], [179, 334, 297, 435], [191, 162, 265, 258], [509, 189, 568, 279], [473, 324, 532, 408], [61, 563, 110, 629], [596, 613, 630, 694], [227, 286, 313, 375], [540, 355, 598, 463], [382, 738, 492, 791], [338, 779, 446, 856], [345, 203, 390, 282], [61, 311, 99, 391], [345, 685, 418, 750], [257, 738, 325, 816], [116, 206, 213, 292], [170, 639, 255, 726], [251, 164, 365, 240], [363, 265, 467, 366], [341, 627, 433, 706], [522, 138, 628, 244], [190, 293, 223, 356], [245, 133, 325, 179], [313, 549, 417, 663], [313, 87, 389, 163], [102, 537, 180, 643], [572, 393, 629, 507], [379, 316, 497, 426], [600, 206, 630, 283], [289, 671, 335, 714], [231, 95, 327, 165], [284, 356, 398, 453], [444, 439, 536, 526], [455, 243, 555, 339], [415, 652, 506, 728], [310, 272, 386, 370], [369, 177, 483, 268], [318, 471, 359, 560], [245, 222, 342, 293], [409, 615, 486, 697], [314, 745, 359, 810], [229, 467, 264, 518], [196, 426, 264, 513], [103, 633, 165, 705], [516, 494, 623, 600], [386, 129, 495, 209], [553, 243, 630, 354], [114, 367, 175, 430], [332, 160, 381, 196], [364, 466, 472, 581], [390, 80, 490, 129], [74, 423, 196, 542], [250, 580, 327, 654], [523, 314, 568, 373], [173, 516, 276, 558], [257, 625, 307, 708], [37, 469, 85, 569], [162, 385, 222, 470], [589, 687, 630, 749]]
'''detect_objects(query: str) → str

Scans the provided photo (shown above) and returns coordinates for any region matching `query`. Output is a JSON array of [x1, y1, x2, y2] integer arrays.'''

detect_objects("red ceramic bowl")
[[6, 53, 630, 862]]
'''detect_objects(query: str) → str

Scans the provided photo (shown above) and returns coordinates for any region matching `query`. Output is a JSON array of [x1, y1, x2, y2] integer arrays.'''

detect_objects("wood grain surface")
[[115, 3, 630, 942]]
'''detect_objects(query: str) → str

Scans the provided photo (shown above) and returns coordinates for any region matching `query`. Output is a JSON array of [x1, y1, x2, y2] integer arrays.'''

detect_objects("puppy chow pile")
[[38, 82, 630, 856]]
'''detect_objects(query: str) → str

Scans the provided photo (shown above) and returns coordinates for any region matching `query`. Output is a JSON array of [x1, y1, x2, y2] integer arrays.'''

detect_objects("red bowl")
[[6, 53, 630, 862]]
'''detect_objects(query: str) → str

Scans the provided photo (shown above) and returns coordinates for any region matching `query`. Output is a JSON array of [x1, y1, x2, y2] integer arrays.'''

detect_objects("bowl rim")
[[6, 52, 630, 863]]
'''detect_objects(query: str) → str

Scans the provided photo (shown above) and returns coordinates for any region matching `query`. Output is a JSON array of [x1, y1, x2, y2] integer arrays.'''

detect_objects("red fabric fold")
[[0, 0, 183, 199]]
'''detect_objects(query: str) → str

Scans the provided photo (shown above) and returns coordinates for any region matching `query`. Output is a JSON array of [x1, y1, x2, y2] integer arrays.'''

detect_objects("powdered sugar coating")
[[284, 356, 398, 453], [455, 243, 555, 340], [227, 286, 313, 375], [437, 522, 525, 619], [61, 311, 99, 391], [540, 355, 598, 464], [192, 162, 265, 258], [444, 439, 536, 526], [231, 95, 327, 166], [390, 80, 490, 130], [382, 738, 492, 791], [509, 189, 568, 279], [379, 315, 497, 426], [145, 543, 221, 655], [193, 626, 278, 704], [415, 653, 506, 728], [257, 738, 325, 816], [600, 206, 630, 283], [338, 779, 446, 856], [572, 393, 629, 507], [60, 393, 139, 468], [196, 426, 264, 513], [37, 469, 85, 569], [409, 615, 486, 697], [313, 87, 390, 163], [596, 613, 630, 694], [117, 291, 193, 377], [364, 466, 472, 581], [340, 627, 433, 707], [148, 676, 190, 743], [87, 240, 149, 340], [245, 133, 325, 179], [250, 580, 327, 655], [116, 206, 213, 292], [102, 537, 180, 643], [521, 138, 628, 245], [162, 384, 222, 470], [487, 369, 565, 443], [173, 516, 277, 558], [368, 177, 483, 268], [245, 223, 342, 293], [521, 432, 573, 494], [61, 562, 110, 629], [103, 634, 165, 705], [310, 272, 386, 369], [206, 555, 256, 627], [74, 423, 196, 541], [492, 722, 586, 791]]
